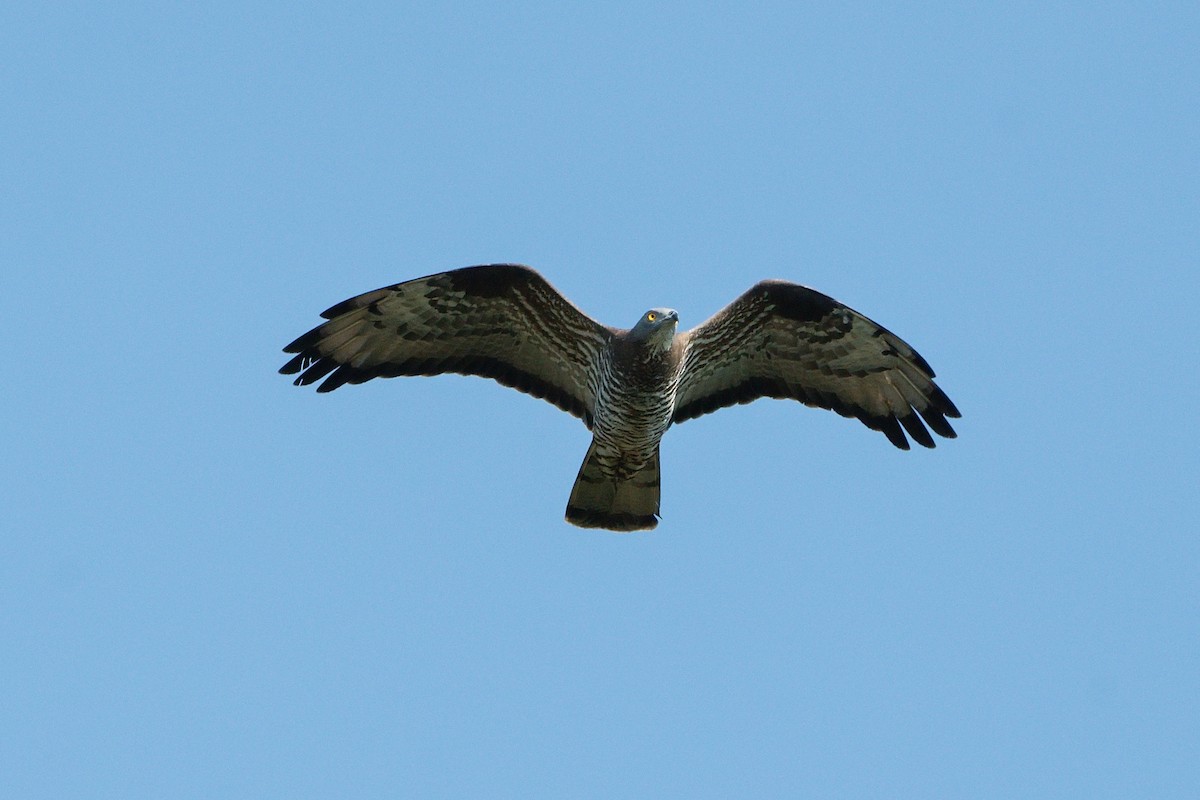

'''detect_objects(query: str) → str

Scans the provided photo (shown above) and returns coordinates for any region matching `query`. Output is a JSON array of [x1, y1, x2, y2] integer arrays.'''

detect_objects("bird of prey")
[[280, 264, 960, 531]]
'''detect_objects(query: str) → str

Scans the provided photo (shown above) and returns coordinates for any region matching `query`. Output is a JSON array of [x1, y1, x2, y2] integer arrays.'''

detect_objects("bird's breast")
[[591, 353, 680, 452]]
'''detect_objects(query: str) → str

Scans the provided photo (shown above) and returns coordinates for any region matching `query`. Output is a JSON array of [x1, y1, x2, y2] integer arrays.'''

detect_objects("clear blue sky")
[[3, 2, 1197, 797]]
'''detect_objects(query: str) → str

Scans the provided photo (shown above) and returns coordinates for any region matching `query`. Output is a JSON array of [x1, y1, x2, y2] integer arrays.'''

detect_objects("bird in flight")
[[281, 264, 960, 531]]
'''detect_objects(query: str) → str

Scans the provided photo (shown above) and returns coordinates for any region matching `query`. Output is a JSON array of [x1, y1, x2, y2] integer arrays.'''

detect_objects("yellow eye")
[[647, 312, 656, 322]]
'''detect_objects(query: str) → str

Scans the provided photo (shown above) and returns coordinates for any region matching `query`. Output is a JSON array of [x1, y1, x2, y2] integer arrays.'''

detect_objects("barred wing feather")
[[280, 264, 612, 427], [673, 281, 960, 450]]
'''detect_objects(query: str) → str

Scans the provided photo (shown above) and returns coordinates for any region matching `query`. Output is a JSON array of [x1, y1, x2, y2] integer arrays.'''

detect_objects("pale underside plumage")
[[281, 264, 961, 531]]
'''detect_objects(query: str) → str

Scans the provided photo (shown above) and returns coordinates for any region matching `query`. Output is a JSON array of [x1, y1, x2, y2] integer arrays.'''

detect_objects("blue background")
[[4, 2, 1197, 797]]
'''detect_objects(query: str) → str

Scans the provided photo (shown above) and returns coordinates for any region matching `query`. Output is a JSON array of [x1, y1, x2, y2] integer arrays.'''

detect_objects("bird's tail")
[[565, 441, 660, 532]]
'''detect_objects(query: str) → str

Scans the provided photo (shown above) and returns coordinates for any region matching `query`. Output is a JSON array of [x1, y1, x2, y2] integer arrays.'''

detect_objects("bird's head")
[[631, 308, 679, 351]]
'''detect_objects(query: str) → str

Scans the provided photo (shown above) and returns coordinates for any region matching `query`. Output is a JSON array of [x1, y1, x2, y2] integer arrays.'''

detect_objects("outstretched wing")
[[673, 280, 960, 449], [280, 264, 612, 426]]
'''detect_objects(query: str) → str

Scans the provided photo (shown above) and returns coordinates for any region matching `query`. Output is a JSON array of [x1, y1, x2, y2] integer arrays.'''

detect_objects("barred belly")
[[589, 353, 679, 480]]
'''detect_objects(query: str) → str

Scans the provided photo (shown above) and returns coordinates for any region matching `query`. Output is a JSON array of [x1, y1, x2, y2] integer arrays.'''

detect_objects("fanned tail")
[[565, 442, 660, 532]]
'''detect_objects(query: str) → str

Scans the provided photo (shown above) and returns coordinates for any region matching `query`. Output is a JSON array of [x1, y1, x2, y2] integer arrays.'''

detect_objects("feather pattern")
[[673, 280, 961, 449], [280, 264, 612, 427]]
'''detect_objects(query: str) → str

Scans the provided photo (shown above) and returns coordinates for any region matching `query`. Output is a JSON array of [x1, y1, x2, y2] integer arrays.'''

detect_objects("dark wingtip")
[[869, 414, 912, 450], [919, 406, 958, 439], [935, 386, 962, 419], [289, 357, 338, 387], [282, 325, 324, 354], [899, 411, 936, 449], [315, 364, 363, 393], [278, 353, 308, 375]]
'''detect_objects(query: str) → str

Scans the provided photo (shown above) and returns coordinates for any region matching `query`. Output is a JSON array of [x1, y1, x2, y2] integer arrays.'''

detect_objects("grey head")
[[629, 307, 679, 351]]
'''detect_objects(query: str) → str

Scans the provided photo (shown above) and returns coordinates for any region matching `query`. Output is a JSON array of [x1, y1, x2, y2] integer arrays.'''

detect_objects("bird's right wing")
[[280, 264, 612, 427], [673, 280, 960, 449]]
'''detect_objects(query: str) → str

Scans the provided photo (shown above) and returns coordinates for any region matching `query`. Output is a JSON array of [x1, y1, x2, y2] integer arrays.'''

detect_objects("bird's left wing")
[[280, 264, 612, 426], [672, 280, 960, 449]]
